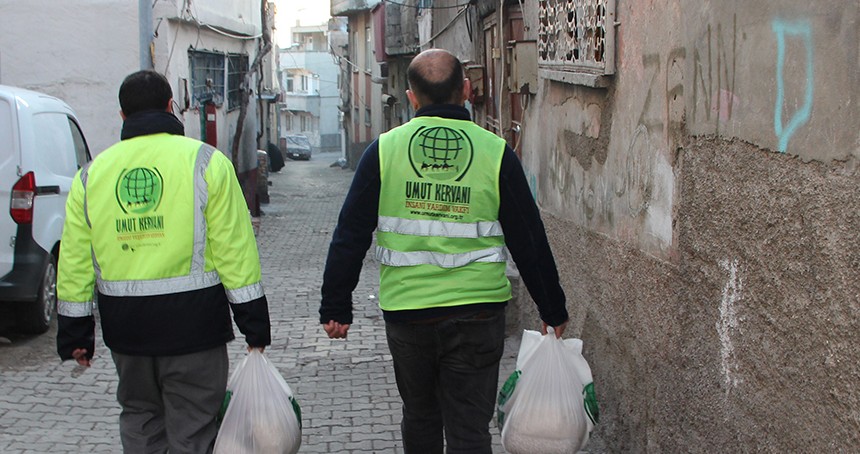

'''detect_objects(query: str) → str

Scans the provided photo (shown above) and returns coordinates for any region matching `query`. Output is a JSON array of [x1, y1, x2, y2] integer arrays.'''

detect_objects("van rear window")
[[33, 112, 77, 177]]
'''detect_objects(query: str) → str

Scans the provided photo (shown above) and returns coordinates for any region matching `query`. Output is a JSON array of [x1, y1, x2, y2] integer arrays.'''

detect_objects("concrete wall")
[[0, 0, 138, 154], [504, 0, 860, 450], [0, 0, 267, 169], [182, 0, 260, 36]]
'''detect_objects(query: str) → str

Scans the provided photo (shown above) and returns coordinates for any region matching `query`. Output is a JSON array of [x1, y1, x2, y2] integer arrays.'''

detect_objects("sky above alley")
[[274, 0, 330, 46]]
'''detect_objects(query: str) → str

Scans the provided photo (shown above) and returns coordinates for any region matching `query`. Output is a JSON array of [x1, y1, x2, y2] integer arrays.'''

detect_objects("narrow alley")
[[0, 150, 538, 453]]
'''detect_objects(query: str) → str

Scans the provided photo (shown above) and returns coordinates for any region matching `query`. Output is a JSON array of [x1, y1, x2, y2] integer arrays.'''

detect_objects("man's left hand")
[[71, 348, 91, 367]]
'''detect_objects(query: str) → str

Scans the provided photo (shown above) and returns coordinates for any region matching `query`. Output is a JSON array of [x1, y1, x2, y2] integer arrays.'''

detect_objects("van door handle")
[[36, 185, 61, 195]]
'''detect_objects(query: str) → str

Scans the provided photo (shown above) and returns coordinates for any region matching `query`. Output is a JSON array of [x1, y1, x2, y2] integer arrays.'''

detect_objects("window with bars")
[[538, 0, 616, 87], [189, 50, 249, 109], [189, 50, 225, 106], [227, 54, 249, 111]]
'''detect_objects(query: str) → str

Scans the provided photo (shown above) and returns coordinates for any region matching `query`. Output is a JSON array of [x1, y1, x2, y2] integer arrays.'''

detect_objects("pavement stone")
[[0, 151, 524, 453]]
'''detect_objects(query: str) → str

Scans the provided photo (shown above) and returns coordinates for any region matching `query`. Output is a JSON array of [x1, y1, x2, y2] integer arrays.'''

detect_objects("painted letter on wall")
[[772, 19, 814, 153]]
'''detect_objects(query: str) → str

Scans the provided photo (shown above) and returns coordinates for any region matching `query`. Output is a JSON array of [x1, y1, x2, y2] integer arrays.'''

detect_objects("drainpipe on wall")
[[139, 0, 153, 70], [340, 116, 346, 161]]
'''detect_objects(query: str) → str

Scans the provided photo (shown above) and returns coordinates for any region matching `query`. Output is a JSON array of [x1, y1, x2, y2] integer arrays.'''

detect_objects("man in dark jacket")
[[57, 70, 270, 454], [319, 49, 569, 454]]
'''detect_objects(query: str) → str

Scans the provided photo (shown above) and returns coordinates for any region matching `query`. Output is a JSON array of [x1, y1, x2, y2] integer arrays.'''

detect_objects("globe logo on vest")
[[408, 126, 473, 181], [116, 167, 163, 214]]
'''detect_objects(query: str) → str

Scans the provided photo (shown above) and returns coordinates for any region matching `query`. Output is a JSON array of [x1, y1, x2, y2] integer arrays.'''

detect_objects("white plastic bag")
[[214, 350, 302, 454], [498, 330, 598, 454]]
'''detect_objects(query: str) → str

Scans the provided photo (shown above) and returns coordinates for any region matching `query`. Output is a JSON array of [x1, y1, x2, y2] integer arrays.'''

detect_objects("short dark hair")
[[407, 54, 464, 105], [118, 70, 172, 116]]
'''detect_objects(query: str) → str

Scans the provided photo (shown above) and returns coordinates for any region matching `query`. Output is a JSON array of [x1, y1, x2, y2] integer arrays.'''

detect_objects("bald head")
[[407, 49, 466, 107]]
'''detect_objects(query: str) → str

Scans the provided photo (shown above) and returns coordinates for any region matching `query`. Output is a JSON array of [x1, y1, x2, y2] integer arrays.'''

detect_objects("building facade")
[[330, 0, 386, 167], [423, 0, 860, 451], [0, 0, 280, 213], [279, 22, 344, 153]]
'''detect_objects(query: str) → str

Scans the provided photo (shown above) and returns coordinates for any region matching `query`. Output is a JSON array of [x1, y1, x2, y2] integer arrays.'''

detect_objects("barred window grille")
[[227, 54, 249, 111], [189, 50, 225, 106], [538, 0, 616, 86]]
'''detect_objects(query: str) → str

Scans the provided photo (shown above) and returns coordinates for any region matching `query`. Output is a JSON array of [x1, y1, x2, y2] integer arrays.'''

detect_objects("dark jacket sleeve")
[[57, 314, 95, 361], [319, 141, 381, 324], [230, 296, 271, 347], [498, 146, 569, 327]]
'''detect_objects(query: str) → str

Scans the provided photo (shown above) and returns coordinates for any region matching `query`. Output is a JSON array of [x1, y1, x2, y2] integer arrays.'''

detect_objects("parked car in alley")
[[0, 85, 91, 334], [281, 134, 312, 161]]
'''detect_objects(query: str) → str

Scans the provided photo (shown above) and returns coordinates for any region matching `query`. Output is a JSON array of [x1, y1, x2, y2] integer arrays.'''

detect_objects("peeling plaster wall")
[[513, 0, 860, 450]]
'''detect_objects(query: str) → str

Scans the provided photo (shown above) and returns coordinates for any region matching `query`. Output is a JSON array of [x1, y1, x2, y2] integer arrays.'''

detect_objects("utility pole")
[[139, 0, 153, 70]]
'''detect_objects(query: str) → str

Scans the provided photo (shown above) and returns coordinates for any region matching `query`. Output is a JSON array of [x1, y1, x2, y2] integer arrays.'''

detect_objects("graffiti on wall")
[[691, 15, 738, 133], [616, 124, 653, 218], [538, 13, 826, 250], [717, 258, 743, 394], [772, 19, 814, 153]]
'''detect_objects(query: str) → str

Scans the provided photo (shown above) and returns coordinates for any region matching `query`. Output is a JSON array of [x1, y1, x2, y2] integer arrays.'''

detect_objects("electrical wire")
[[418, 4, 470, 48], [465, 5, 473, 41], [181, 0, 262, 40], [162, 14, 183, 74], [383, 0, 473, 9], [202, 23, 263, 40], [335, 52, 373, 76]]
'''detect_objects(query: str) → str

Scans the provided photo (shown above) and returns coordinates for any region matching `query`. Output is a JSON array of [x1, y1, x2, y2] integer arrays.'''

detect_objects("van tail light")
[[10, 171, 36, 224]]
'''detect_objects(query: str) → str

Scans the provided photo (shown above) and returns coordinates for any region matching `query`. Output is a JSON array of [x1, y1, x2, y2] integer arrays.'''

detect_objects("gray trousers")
[[111, 345, 229, 454]]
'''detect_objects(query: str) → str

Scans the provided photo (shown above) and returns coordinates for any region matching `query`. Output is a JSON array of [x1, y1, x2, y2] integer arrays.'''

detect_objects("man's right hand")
[[542, 320, 569, 338], [71, 348, 91, 367], [323, 320, 350, 339]]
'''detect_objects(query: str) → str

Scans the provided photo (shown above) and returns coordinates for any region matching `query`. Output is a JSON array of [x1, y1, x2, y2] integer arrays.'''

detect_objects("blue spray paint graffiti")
[[772, 19, 814, 153]]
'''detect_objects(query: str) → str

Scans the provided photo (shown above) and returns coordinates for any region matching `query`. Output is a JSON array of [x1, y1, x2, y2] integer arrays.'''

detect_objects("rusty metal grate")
[[538, 0, 615, 75]]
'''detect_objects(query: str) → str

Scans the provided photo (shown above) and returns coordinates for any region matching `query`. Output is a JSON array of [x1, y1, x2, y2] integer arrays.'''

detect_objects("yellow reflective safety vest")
[[57, 133, 264, 316], [376, 116, 512, 311]]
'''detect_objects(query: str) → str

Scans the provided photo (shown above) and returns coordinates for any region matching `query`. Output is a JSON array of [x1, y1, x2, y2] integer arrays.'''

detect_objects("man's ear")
[[120, 110, 126, 120], [166, 98, 174, 113], [406, 89, 420, 110], [461, 78, 472, 105]]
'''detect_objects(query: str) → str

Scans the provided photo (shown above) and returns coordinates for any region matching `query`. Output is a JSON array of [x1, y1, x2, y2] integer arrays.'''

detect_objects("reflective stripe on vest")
[[375, 245, 508, 268], [80, 161, 93, 228], [191, 145, 214, 275], [84, 143, 233, 299], [58, 300, 93, 317], [375, 116, 512, 311], [377, 215, 503, 238]]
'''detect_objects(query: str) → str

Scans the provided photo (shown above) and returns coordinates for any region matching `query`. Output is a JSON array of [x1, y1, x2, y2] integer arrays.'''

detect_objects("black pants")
[[111, 345, 229, 454], [385, 309, 506, 454]]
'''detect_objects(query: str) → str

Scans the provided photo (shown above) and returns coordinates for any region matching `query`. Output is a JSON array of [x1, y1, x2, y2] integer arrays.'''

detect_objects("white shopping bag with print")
[[214, 350, 302, 454], [497, 330, 599, 454]]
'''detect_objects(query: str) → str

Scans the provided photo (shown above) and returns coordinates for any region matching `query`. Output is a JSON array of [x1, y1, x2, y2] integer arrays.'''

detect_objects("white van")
[[0, 85, 91, 334]]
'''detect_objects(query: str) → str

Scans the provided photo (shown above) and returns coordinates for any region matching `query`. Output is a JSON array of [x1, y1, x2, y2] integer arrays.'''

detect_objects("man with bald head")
[[320, 48, 569, 453]]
